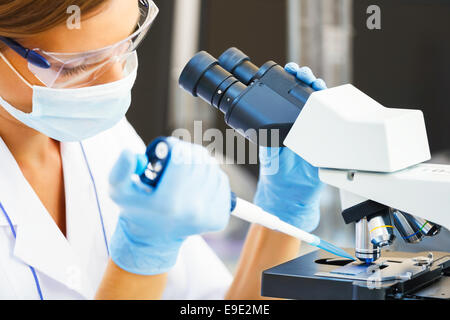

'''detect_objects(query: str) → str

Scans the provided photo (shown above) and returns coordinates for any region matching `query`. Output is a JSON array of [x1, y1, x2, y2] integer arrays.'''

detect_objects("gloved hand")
[[109, 138, 231, 275], [285, 63, 327, 91], [253, 64, 327, 232]]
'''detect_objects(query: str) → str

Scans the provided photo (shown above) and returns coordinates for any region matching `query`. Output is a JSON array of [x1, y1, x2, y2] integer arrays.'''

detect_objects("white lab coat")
[[0, 119, 232, 300]]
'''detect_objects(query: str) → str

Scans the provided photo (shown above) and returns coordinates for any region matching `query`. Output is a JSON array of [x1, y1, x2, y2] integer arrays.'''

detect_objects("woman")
[[0, 0, 326, 300]]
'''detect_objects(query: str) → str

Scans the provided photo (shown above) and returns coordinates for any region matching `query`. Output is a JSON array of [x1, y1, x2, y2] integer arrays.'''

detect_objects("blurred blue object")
[[109, 138, 231, 275]]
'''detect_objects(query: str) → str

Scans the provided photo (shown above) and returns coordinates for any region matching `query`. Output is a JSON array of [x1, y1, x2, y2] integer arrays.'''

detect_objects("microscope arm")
[[283, 83, 449, 237], [319, 164, 450, 231]]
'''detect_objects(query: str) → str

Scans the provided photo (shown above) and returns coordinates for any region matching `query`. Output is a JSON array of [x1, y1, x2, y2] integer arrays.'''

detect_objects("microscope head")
[[284, 84, 431, 173]]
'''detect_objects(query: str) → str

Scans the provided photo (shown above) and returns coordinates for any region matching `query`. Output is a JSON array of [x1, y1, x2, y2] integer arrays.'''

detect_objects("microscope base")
[[261, 249, 450, 300]]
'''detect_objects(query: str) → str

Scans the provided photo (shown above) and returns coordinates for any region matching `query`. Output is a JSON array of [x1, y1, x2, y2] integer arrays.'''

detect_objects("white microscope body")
[[284, 84, 450, 262]]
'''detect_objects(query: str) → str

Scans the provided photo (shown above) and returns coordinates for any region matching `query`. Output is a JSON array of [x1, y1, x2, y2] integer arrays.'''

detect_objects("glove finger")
[[109, 150, 139, 189], [312, 78, 327, 91], [285, 62, 300, 75], [154, 138, 196, 195], [296, 66, 316, 85]]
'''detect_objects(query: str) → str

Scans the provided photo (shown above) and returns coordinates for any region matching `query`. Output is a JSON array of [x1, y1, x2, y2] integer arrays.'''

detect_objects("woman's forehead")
[[21, 0, 140, 54]]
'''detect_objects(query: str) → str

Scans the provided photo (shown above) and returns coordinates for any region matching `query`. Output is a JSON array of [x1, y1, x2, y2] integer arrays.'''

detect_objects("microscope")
[[179, 48, 450, 300]]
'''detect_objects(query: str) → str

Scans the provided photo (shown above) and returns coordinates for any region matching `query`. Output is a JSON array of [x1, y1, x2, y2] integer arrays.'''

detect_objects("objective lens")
[[355, 218, 381, 263], [410, 216, 442, 237], [392, 210, 424, 243], [367, 213, 395, 247]]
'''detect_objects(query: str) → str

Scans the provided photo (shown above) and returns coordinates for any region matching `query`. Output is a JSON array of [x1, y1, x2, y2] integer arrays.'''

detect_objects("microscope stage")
[[317, 255, 434, 282], [261, 249, 450, 300]]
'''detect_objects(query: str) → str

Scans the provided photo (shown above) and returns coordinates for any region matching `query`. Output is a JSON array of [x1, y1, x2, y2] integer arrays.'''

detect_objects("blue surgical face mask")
[[0, 51, 138, 142]]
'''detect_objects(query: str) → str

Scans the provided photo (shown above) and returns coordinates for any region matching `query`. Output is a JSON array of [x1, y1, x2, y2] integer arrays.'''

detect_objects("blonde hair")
[[0, 0, 109, 39]]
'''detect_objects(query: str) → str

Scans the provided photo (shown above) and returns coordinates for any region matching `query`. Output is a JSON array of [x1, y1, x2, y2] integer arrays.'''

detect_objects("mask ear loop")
[[0, 51, 33, 89]]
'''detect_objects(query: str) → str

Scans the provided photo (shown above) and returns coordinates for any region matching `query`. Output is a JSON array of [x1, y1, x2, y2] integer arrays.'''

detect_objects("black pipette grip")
[[140, 137, 237, 210]]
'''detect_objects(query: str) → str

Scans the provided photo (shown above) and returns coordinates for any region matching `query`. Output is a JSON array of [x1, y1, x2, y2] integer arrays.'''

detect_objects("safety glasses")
[[0, 0, 159, 88]]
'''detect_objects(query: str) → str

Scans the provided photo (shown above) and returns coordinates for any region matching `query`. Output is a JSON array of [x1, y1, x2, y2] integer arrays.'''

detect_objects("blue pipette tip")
[[317, 239, 356, 261]]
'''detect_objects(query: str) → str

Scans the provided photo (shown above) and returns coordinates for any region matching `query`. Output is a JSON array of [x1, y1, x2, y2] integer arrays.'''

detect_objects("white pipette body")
[[232, 197, 320, 246]]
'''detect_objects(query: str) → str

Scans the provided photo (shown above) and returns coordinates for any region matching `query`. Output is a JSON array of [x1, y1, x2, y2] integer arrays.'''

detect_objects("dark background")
[[126, 0, 175, 143], [129, 0, 450, 154], [353, 0, 450, 153]]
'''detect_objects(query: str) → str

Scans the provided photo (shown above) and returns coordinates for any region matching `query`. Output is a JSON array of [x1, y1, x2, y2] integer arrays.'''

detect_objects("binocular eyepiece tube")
[[178, 51, 247, 115], [179, 48, 315, 147], [218, 48, 260, 85]]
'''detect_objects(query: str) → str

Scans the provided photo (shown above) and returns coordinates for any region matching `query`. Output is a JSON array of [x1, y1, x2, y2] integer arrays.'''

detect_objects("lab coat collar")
[[0, 138, 96, 299]]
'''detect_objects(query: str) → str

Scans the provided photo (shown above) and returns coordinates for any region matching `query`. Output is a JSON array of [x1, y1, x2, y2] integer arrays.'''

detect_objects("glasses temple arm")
[[0, 36, 51, 69]]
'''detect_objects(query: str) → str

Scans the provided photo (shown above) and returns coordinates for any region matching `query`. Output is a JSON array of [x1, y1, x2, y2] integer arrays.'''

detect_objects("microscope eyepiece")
[[218, 47, 259, 85], [179, 51, 246, 114], [179, 51, 218, 97], [178, 47, 315, 146]]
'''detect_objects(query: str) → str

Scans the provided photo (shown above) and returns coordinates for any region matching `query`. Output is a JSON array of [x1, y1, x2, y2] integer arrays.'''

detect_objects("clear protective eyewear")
[[0, 0, 158, 88]]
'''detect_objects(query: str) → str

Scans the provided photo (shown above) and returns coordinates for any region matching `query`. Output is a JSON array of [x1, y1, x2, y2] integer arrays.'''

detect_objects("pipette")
[[231, 195, 355, 260], [140, 138, 355, 261]]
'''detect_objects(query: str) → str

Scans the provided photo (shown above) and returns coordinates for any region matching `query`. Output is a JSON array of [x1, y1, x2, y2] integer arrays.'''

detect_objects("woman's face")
[[0, 0, 140, 114]]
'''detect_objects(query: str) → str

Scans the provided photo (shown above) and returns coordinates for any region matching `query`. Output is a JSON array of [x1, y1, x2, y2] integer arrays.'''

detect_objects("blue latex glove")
[[109, 138, 231, 275], [253, 64, 327, 232], [285, 63, 327, 91]]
